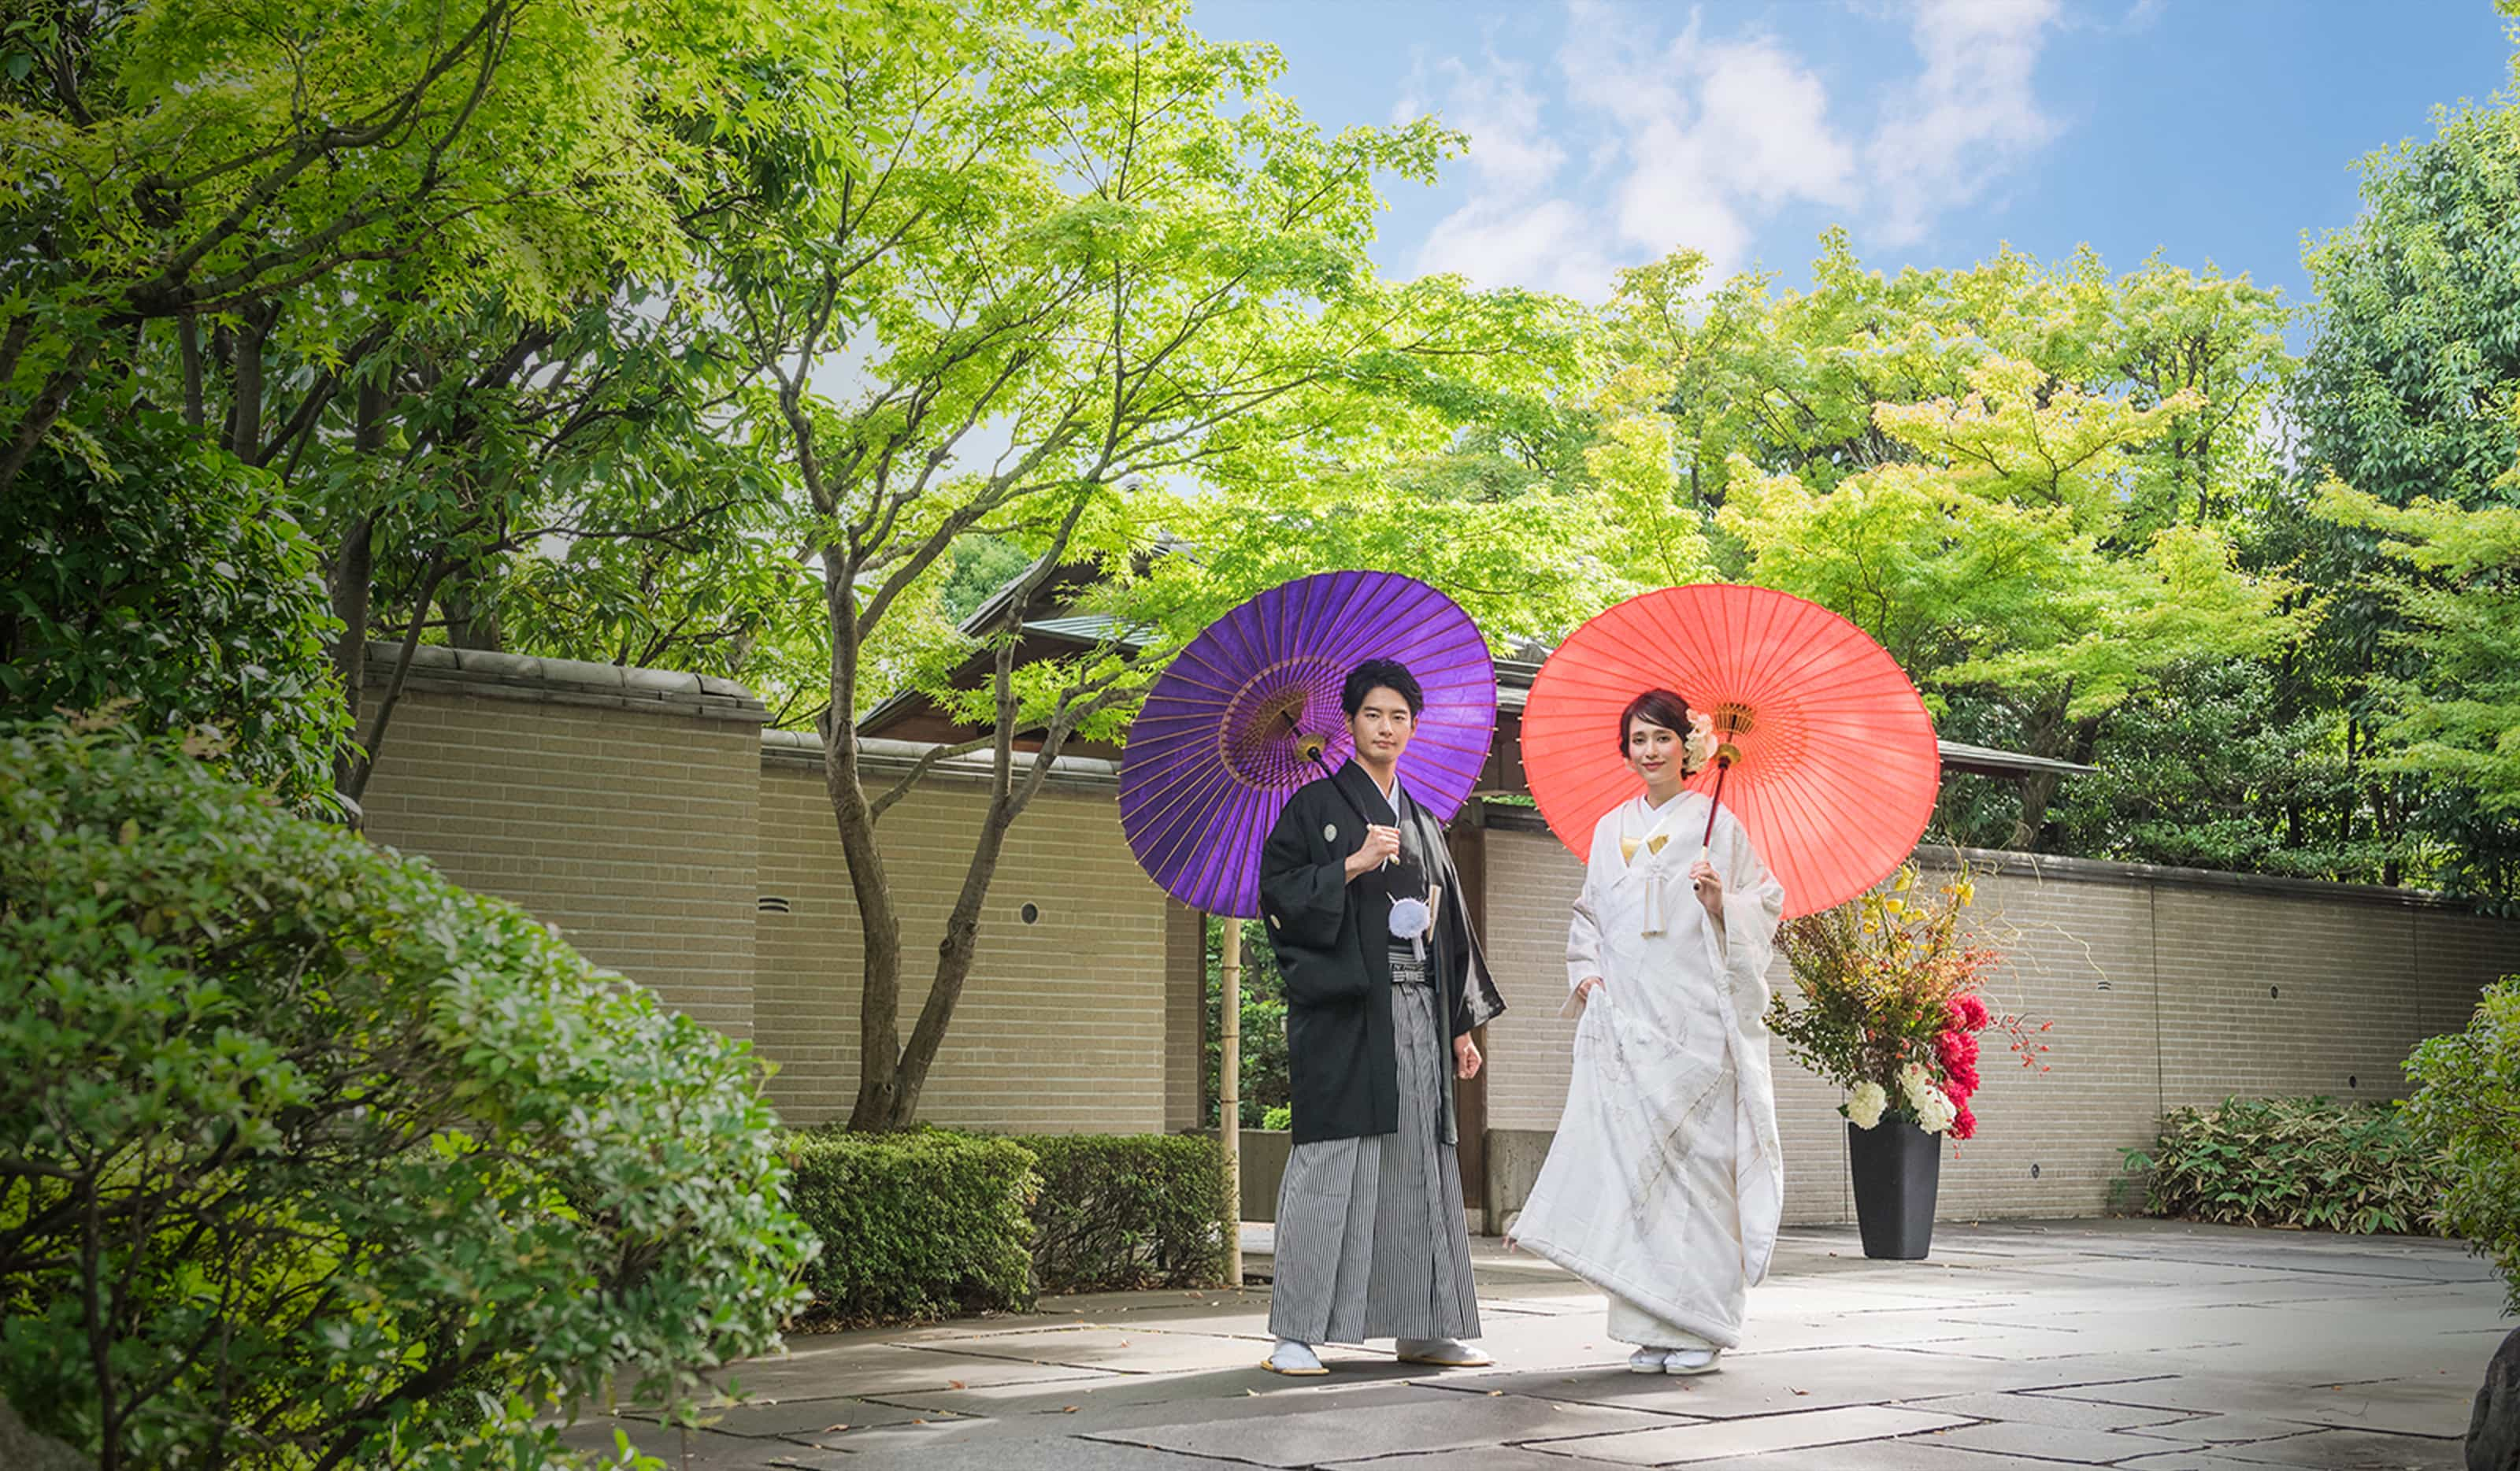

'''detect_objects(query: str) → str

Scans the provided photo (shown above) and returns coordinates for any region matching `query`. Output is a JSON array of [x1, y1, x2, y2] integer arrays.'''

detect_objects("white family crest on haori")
[[1508, 789, 1787, 1351]]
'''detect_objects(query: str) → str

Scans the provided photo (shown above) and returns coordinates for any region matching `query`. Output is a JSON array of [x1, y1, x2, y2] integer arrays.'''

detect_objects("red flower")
[[1934, 1028, 1981, 1102], [1948, 994, 1991, 1032], [1951, 1102, 1977, 1140]]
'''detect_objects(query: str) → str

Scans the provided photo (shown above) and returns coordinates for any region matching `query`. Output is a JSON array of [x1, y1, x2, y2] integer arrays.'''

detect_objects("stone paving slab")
[[549, 1221, 2500, 1469], [791, 1437, 1255, 1470], [1675, 1444, 2092, 1471], [1529, 1405, 1976, 1464], [2032, 1372, 2476, 1437], [1318, 1450, 1644, 1470], [1929, 1418, 2211, 1463], [1089, 1393, 1700, 1465], [806, 1381, 1446, 1458], [1895, 1389, 2201, 1431], [1440, 1347, 2180, 1421], [2114, 1428, 2462, 1470]]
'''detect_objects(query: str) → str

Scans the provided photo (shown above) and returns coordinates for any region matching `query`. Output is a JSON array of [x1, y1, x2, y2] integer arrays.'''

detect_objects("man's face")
[[1347, 686, 1416, 766]]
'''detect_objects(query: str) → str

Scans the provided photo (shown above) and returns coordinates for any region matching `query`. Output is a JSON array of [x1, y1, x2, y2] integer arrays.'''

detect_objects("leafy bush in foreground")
[[2408, 977, 2520, 1311], [0, 721, 813, 1468]]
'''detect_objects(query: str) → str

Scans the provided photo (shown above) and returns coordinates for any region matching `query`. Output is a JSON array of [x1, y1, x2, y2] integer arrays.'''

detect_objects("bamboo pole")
[[1218, 913, 1243, 1284]]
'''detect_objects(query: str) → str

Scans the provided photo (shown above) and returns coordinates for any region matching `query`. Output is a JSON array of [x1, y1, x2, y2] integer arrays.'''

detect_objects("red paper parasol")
[[1519, 584, 1939, 919]]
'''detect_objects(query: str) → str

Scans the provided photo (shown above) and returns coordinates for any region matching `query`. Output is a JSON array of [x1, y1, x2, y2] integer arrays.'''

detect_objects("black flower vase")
[[1847, 1119, 1941, 1260]]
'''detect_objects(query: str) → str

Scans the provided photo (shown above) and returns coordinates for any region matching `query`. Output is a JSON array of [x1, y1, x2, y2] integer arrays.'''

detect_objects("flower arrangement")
[[1766, 863, 2049, 1140]]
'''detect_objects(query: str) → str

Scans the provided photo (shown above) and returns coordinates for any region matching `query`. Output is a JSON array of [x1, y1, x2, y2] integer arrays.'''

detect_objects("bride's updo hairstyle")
[[1618, 687, 1693, 754]]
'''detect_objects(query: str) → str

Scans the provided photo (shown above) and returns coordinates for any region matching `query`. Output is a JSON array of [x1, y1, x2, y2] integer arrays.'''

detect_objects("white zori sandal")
[[1263, 1339, 1329, 1376]]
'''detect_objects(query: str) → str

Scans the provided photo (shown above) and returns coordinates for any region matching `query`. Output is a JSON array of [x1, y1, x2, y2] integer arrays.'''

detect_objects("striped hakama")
[[1269, 947, 1480, 1344]]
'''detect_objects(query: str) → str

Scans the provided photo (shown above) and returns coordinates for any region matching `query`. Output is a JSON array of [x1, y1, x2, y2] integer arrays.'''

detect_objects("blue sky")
[[1189, 0, 2514, 313]]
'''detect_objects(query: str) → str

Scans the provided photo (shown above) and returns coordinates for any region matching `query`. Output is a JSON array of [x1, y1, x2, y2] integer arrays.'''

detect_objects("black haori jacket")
[[1257, 760, 1507, 1147]]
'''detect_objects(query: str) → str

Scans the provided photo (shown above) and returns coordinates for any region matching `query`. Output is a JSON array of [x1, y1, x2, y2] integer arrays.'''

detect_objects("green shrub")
[[0, 721, 814, 1469], [1261, 1105, 1292, 1132], [2408, 976, 2520, 1311], [781, 1129, 1039, 1327], [2122, 1095, 2449, 1236], [1014, 1134, 1229, 1293]]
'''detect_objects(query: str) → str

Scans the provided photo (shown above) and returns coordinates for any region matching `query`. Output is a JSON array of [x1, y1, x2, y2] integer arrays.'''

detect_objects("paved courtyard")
[[561, 1220, 2505, 1469]]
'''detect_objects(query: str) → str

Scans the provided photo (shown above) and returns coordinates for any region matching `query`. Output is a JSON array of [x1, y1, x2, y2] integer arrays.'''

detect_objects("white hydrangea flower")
[[1847, 1081, 1888, 1130], [1898, 1062, 1955, 1134]]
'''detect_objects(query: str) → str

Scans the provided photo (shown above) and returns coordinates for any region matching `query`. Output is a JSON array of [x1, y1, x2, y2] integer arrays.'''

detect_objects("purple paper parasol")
[[1120, 571, 1497, 917]]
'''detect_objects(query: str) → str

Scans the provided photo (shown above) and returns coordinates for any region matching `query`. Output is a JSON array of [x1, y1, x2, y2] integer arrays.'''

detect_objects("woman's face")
[[1625, 717, 1684, 786]]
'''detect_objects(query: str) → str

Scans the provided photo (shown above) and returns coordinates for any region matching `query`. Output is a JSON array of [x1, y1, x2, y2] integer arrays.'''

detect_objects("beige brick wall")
[[1479, 820, 2520, 1225], [753, 759, 1174, 1133], [1166, 901, 1207, 1132], [358, 689, 762, 1037]]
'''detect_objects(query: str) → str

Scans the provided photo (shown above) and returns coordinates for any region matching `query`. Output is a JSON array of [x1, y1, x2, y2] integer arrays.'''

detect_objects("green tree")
[[1719, 353, 2307, 847], [2315, 484, 2520, 902], [1592, 236, 2310, 858], [2284, 72, 2520, 900], [717, 0, 1602, 1128], [0, 0, 852, 804]]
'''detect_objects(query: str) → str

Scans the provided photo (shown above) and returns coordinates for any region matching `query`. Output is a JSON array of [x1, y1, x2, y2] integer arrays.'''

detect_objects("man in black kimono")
[[1255, 658, 1507, 1375]]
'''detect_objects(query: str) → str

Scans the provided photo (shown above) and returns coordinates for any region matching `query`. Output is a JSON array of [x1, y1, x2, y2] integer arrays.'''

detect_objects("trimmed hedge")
[[782, 1129, 1040, 1327], [2123, 1095, 2450, 1236], [1016, 1134, 1230, 1293], [781, 1130, 1231, 1326]]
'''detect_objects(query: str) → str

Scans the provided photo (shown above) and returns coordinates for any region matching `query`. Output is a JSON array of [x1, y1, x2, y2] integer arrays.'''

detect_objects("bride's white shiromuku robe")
[[1508, 791, 1787, 1351]]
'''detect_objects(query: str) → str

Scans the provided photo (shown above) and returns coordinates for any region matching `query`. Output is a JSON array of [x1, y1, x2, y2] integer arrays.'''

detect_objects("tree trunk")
[[826, 561, 912, 1132], [2003, 701, 2088, 851], [0, 342, 96, 498], [328, 383, 388, 805], [439, 558, 503, 651], [328, 511, 376, 803], [179, 314, 206, 430], [228, 301, 277, 460], [886, 795, 1021, 1125]]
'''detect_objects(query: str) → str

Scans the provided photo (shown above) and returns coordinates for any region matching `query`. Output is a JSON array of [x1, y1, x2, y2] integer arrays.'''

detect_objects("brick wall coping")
[[358, 642, 769, 724], [1472, 800, 2480, 913], [759, 728, 1122, 791]]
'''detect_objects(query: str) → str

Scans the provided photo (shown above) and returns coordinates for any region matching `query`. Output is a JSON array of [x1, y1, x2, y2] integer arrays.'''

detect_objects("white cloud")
[[1400, 0, 2062, 300], [1406, 51, 1625, 297], [1865, 0, 2062, 246]]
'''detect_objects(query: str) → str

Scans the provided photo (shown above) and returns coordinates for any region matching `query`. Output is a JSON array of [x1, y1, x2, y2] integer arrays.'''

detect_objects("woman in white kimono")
[[1506, 688, 1787, 1376]]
